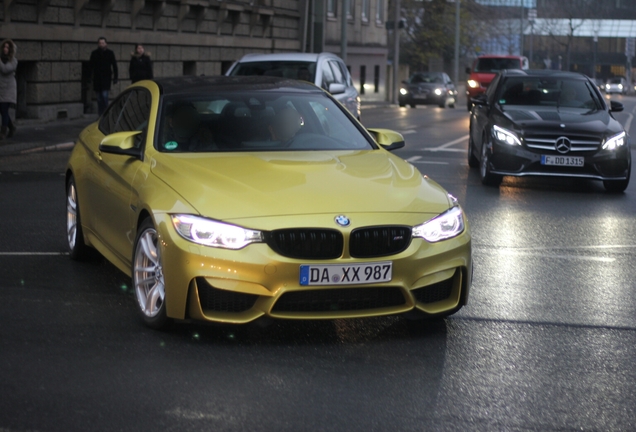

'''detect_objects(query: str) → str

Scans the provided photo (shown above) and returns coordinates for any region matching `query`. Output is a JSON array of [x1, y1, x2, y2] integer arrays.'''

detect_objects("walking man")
[[90, 37, 118, 115]]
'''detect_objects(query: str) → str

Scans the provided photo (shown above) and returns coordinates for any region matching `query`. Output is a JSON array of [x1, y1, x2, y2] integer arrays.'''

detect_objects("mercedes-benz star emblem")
[[335, 215, 350, 227], [555, 136, 571, 154]]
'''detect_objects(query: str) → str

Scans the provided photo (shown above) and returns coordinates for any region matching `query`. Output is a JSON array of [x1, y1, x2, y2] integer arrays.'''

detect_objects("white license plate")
[[300, 262, 392, 286], [414, 94, 427, 99], [541, 155, 584, 167]]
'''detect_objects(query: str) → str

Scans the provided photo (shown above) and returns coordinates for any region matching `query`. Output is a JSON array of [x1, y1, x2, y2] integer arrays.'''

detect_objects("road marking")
[[0, 252, 69, 256], [422, 134, 469, 152], [406, 155, 449, 165], [401, 130, 417, 135]]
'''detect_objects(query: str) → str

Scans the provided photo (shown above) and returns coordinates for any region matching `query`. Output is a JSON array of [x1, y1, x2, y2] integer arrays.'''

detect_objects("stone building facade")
[[0, 0, 302, 121]]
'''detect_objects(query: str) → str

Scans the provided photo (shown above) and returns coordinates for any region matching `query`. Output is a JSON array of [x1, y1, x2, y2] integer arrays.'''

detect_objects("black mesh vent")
[[196, 277, 258, 313], [272, 287, 405, 313], [264, 229, 343, 259], [349, 226, 412, 258], [412, 277, 453, 304]]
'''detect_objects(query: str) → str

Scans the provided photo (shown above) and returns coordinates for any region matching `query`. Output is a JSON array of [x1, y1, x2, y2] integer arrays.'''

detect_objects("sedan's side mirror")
[[471, 94, 489, 106], [465, 67, 471, 74], [401, 80, 409, 85], [99, 130, 143, 158], [609, 100, 624, 113], [367, 128, 405, 151], [328, 83, 346, 95]]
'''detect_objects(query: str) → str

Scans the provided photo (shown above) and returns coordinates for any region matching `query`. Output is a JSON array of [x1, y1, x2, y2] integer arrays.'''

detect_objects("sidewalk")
[[0, 116, 98, 173]]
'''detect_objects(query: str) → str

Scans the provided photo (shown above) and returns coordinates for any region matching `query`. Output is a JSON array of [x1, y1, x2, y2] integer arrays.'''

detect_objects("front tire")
[[66, 176, 93, 260], [480, 137, 502, 186], [133, 219, 170, 329]]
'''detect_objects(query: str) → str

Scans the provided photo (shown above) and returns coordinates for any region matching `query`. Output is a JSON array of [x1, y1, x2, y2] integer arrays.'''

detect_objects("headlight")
[[467, 80, 480, 89], [171, 214, 262, 249], [399, 88, 408, 95], [618, 84, 624, 89], [492, 125, 521, 146], [434, 88, 443, 96], [602, 131, 626, 150], [605, 84, 610, 89], [412, 206, 465, 243]]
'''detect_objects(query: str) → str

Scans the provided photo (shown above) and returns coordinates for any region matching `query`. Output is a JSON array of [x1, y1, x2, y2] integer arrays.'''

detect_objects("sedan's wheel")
[[66, 176, 92, 260], [399, 102, 406, 107], [467, 133, 479, 168], [133, 219, 170, 329], [438, 98, 447, 108], [480, 139, 502, 186], [410, 103, 416, 108]]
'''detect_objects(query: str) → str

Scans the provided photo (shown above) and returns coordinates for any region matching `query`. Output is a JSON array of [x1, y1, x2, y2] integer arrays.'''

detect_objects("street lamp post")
[[392, 0, 401, 104], [341, 0, 348, 62], [454, 0, 460, 86], [528, 8, 536, 67]]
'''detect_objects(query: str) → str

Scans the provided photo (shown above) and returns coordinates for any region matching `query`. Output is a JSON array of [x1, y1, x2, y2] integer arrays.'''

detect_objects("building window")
[[361, 0, 369, 22], [375, 0, 383, 24], [327, 0, 337, 17], [360, 65, 366, 94], [347, 0, 354, 20], [374, 65, 380, 93]]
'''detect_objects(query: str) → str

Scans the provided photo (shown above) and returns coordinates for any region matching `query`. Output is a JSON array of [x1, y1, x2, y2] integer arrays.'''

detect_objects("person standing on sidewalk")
[[0, 39, 18, 140], [129, 44, 153, 84], [90, 37, 118, 116]]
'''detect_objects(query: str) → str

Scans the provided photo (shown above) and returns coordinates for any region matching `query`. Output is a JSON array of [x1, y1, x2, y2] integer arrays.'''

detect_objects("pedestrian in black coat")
[[89, 36, 118, 115], [129, 44, 153, 84]]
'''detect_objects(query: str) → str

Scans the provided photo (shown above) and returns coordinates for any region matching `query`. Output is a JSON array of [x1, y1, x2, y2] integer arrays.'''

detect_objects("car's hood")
[[499, 106, 620, 136], [470, 72, 497, 85], [150, 150, 451, 221]]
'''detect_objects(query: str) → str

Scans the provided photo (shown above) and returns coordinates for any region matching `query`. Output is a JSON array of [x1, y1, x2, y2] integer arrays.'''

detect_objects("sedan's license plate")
[[541, 155, 584, 167], [414, 94, 427, 99], [300, 262, 392, 286]]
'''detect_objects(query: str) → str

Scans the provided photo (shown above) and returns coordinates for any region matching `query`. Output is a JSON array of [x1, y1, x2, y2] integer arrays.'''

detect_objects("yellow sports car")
[[66, 76, 472, 329]]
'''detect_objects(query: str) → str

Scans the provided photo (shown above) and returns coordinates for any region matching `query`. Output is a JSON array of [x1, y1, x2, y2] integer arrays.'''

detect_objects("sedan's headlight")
[[467, 80, 480, 89], [412, 206, 465, 243], [434, 88, 443, 95], [492, 125, 522, 146], [618, 84, 624, 89], [399, 88, 408, 95], [602, 131, 626, 150], [171, 214, 262, 249]]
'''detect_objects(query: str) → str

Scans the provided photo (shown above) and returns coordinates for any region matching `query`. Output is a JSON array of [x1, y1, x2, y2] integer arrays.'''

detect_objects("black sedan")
[[399, 72, 457, 108], [468, 70, 631, 192]]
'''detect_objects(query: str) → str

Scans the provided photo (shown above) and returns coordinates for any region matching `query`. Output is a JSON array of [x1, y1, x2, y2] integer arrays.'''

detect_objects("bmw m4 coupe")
[[66, 76, 472, 329], [468, 70, 631, 192]]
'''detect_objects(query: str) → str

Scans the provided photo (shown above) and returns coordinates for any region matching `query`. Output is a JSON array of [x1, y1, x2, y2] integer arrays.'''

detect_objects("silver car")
[[226, 52, 361, 120], [605, 77, 628, 95]]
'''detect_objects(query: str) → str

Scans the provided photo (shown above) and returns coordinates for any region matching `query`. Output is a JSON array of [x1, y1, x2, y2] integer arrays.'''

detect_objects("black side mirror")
[[465, 67, 471, 74], [471, 94, 489, 106], [610, 100, 624, 113]]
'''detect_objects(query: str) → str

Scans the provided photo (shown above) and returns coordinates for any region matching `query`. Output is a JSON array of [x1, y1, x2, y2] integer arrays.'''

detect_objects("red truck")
[[465, 55, 529, 110]]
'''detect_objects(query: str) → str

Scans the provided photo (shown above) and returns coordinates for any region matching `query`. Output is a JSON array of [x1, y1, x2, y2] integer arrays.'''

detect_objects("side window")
[[329, 61, 345, 85], [98, 93, 130, 135], [321, 62, 335, 90], [115, 89, 152, 133], [486, 74, 501, 103]]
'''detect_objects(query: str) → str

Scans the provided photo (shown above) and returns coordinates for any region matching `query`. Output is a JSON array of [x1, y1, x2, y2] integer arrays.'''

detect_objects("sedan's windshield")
[[156, 92, 374, 153], [497, 77, 602, 110], [410, 73, 443, 84], [229, 61, 316, 82], [474, 58, 521, 72]]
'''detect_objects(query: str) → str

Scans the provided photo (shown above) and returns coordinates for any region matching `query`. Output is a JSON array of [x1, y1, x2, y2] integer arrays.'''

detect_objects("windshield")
[[409, 73, 443, 84], [474, 58, 522, 73], [609, 78, 623, 84], [156, 92, 374, 153], [497, 77, 603, 110], [229, 61, 316, 83]]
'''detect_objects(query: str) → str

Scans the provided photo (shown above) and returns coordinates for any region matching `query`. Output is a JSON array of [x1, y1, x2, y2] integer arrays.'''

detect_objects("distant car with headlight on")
[[605, 77, 628, 95], [66, 75, 472, 329], [469, 69, 630, 192], [398, 72, 457, 108], [465, 55, 529, 111]]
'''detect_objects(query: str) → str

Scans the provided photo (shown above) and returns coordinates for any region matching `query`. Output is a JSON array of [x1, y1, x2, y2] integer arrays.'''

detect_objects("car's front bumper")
[[155, 213, 472, 324], [488, 140, 631, 180]]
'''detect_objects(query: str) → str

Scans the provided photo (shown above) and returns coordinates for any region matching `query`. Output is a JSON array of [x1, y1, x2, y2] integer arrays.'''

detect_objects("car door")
[[85, 89, 152, 265], [471, 74, 501, 154]]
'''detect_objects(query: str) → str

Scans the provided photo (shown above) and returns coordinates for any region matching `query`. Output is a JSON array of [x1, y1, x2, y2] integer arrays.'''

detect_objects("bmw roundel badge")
[[335, 215, 350, 227]]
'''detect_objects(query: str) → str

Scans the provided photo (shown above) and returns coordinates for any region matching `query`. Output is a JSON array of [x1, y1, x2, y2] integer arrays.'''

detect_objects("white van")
[[226, 52, 361, 120]]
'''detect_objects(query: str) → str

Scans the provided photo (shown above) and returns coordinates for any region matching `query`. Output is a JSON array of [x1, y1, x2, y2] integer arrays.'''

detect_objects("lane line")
[[474, 250, 615, 262], [406, 156, 421, 162], [401, 130, 417, 135], [421, 134, 469, 152], [411, 160, 449, 165]]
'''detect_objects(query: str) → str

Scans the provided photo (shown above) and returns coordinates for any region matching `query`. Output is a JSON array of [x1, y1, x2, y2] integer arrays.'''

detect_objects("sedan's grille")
[[350, 226, 412, 258], [264, 229, 343, 259], [196, 277, 258, 313], [272, 287, 405, 313], [412, 277, 453, 304], [525, 135, 601, 152]]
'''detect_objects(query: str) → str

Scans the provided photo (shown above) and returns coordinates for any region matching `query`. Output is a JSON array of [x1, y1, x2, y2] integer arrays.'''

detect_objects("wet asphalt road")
[[1, 96, 636, 431]]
